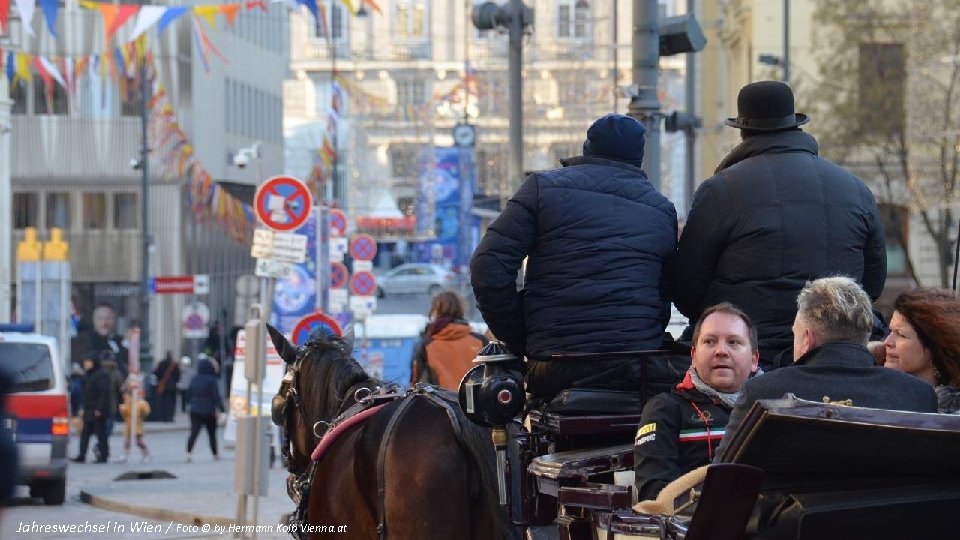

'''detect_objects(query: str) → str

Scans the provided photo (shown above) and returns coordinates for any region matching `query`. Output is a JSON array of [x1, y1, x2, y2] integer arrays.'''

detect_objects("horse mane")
[[298, 336, 374, 423]]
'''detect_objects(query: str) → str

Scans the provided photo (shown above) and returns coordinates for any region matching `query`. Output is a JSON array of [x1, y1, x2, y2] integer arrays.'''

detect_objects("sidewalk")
[[71, 415, 295, 539]]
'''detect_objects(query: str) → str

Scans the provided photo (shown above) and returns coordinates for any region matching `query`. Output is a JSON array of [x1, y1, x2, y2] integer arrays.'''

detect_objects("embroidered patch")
[[636, 422, 656, 440], [635, 433, 656, 446]]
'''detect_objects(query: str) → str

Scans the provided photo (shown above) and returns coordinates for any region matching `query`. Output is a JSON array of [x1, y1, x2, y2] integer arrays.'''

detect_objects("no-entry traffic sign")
[[329, 209, 347, 237], [291, 311, 343, 346], [349, 234, 377, 261], [253, 176, 313, 231], [349, 271, 377, 297]]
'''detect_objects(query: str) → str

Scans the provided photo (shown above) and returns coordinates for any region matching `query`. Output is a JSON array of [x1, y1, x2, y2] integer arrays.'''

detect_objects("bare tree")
[[807, 0, 960, 287]]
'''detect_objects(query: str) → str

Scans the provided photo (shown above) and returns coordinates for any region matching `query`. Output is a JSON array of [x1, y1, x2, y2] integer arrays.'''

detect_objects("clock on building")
[[452, 123, 476, 147]]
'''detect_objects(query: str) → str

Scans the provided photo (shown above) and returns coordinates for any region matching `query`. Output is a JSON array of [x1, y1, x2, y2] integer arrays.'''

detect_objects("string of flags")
[[0, 0, 382, 40]]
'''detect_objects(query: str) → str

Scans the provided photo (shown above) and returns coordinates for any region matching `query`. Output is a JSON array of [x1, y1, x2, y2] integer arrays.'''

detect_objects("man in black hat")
[[472, 114, 679, 399], [672, 81, 886, 371]]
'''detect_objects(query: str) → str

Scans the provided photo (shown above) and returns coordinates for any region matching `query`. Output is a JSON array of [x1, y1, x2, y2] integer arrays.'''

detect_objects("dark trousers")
[[158, 392, 177, 421], [77, 416, 109, 461], [186, 413, 218, 456]]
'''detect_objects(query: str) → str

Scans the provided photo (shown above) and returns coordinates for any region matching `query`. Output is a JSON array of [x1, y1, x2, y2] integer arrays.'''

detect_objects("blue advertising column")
[[270, 207, 329, 337]]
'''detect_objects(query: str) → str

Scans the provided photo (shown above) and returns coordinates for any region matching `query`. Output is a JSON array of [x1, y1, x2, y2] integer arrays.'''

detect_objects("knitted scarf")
[[689, 367, 743, 410]]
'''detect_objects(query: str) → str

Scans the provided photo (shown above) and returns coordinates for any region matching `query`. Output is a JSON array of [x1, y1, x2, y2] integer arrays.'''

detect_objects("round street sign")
[[349, 234, 378, 261], [329, 209, 347, 237], [349, 271, 377, 297], [291, 311, 343, 346], [330, 262, 349, 289], [253, 175, 313, 231]]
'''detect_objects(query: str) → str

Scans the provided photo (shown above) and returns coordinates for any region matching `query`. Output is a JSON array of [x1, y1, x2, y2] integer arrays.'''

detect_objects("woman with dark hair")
[[409, 290, 487, 391], [882, 288, 960, 413]]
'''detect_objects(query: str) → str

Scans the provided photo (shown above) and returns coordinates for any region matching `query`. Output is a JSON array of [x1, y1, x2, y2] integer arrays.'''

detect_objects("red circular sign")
[[253, 175, 313, 231], [349, 234, 378, 261], [329, 209, 347, 237], [349, 271, 377, 296], [292, 312, 343, 346], [330, 262, 349, 289]]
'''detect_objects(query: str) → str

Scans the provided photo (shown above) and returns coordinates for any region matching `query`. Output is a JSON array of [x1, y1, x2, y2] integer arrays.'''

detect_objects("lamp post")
[[138, 42, 152, 370]]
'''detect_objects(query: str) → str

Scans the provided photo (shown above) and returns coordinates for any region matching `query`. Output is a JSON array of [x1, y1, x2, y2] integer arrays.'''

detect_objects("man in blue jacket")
[[471, 114, 678, 399]]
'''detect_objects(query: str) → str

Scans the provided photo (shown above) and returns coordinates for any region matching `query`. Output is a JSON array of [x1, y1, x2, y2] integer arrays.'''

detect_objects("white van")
[[0, 331, 70, 505]]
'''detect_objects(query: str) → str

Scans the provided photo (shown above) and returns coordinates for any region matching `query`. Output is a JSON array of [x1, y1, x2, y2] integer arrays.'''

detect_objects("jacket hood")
[[431, 320, 473, 341], [582, 114, 646, 168], [195, 357, 217, 375]]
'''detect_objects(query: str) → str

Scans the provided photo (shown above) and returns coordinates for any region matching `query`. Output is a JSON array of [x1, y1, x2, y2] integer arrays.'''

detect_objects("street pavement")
[[4, 414, 300, 540]]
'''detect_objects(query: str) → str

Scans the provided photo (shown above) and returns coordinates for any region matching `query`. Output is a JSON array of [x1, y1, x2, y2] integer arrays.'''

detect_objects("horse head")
[[267, 323, 373, 477]]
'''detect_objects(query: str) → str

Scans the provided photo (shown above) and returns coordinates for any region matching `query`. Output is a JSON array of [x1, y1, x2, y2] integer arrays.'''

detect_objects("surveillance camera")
[[233, 150, 251, 169], [130, 158, 143, 170]]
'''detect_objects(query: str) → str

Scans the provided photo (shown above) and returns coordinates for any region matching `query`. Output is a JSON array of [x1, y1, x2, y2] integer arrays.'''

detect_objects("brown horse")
[[268, 325, 518, 540]]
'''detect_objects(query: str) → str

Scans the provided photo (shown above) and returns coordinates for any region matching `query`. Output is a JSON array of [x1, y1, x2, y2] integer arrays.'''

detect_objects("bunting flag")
[[194, 5, 219, 29], [221, 4, 242, 27], [13, 0, 35, 36], [36, 56, 66, 89], [361, 0, 382, 15], [13, 52, 31, 85], [38, 0, 58, 36], [5, 52, 13, 84], [0, 0, 9, 34], [340, 0, 355, 15], [296, 0, 319, 26], [190, 18, 210, 72], [130, 6, 166, 41], [245, 0, 268, 12], [156, 6, 189, 35], [82, 3, 140, 48]]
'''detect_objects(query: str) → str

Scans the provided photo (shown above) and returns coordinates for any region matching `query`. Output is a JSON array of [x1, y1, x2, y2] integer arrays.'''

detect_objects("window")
[[879, 204, 909, 276], [10, 80, 27, 114], [311, 2, 345, 41], [394, 0, 428, 40], [13, 193, 38, 229], [82, 193, 107, 230], [113, 193, 138, 229], [33, 80, 69, 115], [859, 43, 905, 136], [390, 145, 420, 178], [396, 78, 425, 118], [557, 0, 589, 40], [46, 193, 71, 230]]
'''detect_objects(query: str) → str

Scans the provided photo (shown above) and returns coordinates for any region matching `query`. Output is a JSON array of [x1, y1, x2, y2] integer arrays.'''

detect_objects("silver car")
[[376, 263, 457, 297]]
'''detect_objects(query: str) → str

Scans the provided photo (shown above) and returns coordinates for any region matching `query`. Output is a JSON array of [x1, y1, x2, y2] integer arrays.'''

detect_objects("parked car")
[[0, 330, 69, 505], [376, 263, 457, 297]]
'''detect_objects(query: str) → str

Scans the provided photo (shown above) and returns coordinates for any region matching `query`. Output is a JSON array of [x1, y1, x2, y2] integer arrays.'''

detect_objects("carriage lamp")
[[458, 341, 526, 506]]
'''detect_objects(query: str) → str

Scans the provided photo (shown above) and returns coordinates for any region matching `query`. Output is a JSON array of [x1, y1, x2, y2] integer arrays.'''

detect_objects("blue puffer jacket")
[[471, 156, 677, 359], [187, 358, 224, 416]]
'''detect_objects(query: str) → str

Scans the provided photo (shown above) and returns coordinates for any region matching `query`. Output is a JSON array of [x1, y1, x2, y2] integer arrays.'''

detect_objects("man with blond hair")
[[716, 276, 936, 461]]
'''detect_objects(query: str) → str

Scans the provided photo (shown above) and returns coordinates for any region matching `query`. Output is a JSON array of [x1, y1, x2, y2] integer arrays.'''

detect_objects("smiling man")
[[634, 303, 759, 501]]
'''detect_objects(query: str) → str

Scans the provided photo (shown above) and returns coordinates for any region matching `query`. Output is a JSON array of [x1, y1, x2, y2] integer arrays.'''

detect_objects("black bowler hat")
[[725, 80, 809, 131]]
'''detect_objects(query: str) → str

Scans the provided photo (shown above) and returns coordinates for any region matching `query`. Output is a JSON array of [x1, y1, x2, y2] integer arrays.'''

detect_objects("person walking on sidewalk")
[[185, 356, 224, 462], [72, 356, 111, 463], [116, 388, 151, 463], [153, 351, 180, 422]]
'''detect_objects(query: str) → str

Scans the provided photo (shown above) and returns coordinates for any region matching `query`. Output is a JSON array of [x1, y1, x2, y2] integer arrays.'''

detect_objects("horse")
[[267, 325, 518, 540]]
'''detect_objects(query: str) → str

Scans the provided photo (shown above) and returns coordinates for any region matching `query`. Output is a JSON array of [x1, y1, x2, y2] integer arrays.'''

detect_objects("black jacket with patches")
[[634, 371, 731, 501], [673, 130, 886, 367], [471, 156, 677, 360]]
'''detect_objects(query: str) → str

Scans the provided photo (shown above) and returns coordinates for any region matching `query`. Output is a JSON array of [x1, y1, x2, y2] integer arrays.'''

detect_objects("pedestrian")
[[177, 355, 194, 414], [185, 356, 224, 462], [71, 355, 111, 463], [153, 351, 180, 421], [68, 362, 84, 417], [673, 81, 887, 371], [115, 388, 151, 463], [96, 355, 123, 460], [409, 290, 487, 391], [471, 113, 678, 400]]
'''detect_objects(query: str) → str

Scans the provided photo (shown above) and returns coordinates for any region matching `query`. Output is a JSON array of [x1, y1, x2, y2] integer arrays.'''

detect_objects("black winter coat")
[[634, 372, 731, 501], [673, 130, 886, 367], [188, 359, 224, 416], [80, 363, 112, 421], [471, 156, 678, 359], [716, 341, 937, 461]]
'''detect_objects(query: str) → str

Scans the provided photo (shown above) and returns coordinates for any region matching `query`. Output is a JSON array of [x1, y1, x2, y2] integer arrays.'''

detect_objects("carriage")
[[268, 326, 960, 540]]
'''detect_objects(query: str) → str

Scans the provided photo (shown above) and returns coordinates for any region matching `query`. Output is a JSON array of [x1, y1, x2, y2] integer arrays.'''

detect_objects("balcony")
[[10, 116, 142, 180]]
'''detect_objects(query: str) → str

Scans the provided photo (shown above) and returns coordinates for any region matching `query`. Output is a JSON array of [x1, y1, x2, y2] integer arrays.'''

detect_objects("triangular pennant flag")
[[194, 5, 219, 29], [5, 52, 14, 84], [340, 0, 355, 15], [157, 6, 189, 35], [362, 0, 382, 15], [296, 0, 319, 25], [220, 4, 241, 27], [13, 0, 35, 36], [244, 0, 267, 13], [129, 5, 166, 41], [38, 56, 66, 89], [14, 53, 31, 84], [0, 0, 9, 34], [38, 0, 58, 36], [96, 4, 140, 47]]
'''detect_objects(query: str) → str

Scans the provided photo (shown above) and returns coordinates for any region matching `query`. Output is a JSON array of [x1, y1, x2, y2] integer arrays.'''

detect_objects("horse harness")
[[275, 364, 469, 540]]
